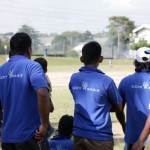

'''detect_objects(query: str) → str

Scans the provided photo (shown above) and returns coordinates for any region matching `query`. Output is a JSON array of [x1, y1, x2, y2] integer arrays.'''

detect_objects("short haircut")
[[82, 41, 102, 65], [58, 115, 74, 138], [34, 57, 47, 73], [9, 32, 32, 56]]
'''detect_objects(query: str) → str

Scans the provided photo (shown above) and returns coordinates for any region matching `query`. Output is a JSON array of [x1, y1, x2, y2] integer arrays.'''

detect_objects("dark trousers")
[[1, 137, 49, 150], [74, 135, 114, 150]]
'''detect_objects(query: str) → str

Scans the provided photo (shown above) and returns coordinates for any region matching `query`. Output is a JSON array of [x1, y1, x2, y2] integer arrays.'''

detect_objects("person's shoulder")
[[102, 73, 114, 82], [120, 73, 134, 82], [26, 59, 41, 68]]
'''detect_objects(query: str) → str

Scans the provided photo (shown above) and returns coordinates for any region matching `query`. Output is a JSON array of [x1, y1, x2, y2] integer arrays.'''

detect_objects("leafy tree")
[[80, 31, 93, 42], [18, 25, 41, 51], [107, 16, 135, 47], [130, 39, 150, 50], [62, 31, 80, 48], [51, 35, 69, 52], [0, 39, 9, 54]]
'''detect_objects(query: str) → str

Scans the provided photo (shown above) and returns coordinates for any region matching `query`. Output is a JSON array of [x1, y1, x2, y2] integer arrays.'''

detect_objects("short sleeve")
[[107, 79, 123, 104], [27, 61, 48, 91]]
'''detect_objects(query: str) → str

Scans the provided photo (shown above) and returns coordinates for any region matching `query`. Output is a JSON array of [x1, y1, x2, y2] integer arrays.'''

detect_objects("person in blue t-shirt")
[[48, 115, 74, 150], [0, 32, 51, 150], [118, 47, 150, 150], [69, 41, 125, 150]]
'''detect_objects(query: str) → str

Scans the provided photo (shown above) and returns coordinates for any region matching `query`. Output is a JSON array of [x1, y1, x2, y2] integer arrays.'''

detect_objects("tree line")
[[0, 16, 148, 57]]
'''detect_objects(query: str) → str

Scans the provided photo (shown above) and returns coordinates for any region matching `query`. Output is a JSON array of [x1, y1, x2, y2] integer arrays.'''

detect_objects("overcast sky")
[[0, 0, 150, 34]]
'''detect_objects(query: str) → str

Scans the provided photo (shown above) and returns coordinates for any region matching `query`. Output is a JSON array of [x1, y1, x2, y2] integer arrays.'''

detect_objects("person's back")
[[119, 47, 150, 150], [0, 56, 42, 142], [48, 115, 74, 150], [0, 32, 50, 150], [69, 41, 125, 150], [70, 67, 117, 140]]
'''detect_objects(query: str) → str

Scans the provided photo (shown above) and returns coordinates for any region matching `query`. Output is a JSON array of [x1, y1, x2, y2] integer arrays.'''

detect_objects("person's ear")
[[27, 47, 32, 59], [80, 56, 84, 63], [99, 56, 103, 63]]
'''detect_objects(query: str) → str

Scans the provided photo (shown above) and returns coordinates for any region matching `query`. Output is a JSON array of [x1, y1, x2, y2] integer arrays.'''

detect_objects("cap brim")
[[145, 50, 150, 54]]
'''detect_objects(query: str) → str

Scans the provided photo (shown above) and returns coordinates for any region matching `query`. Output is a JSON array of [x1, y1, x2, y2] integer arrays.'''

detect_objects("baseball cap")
[[136, 47, 150, 62]]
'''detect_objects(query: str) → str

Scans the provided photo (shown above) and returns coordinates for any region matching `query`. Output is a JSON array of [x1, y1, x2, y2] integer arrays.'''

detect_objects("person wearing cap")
[[69, 41, 125, 150], [118, 47, 150, 150]]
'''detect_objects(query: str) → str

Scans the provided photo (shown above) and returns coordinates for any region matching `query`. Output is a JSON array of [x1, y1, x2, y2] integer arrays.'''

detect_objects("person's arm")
[[34, 88, 50, 141], [49, 98, 54, 112], [107, 80, 126, 133], [0, 102, 2, 136], [132, 114, 150, 150], [111, 102, 126, 133], [46, 74, 54, 112]]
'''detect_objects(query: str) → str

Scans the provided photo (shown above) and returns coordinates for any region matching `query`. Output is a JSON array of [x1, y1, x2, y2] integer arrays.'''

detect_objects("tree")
[[130, 39, 150, 50], [51, 35, 69, 54], [18, 25, 41, 51], [107, 16, 135, 47]]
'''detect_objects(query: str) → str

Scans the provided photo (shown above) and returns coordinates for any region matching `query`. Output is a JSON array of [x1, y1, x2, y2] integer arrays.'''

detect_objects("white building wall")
[[135, 28, 150, 43]]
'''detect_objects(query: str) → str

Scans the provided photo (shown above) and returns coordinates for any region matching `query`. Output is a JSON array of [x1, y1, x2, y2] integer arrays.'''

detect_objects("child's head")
[[80, 41, 103, 66], [34, 57, 47, 73], [58, 115, 74, 138]]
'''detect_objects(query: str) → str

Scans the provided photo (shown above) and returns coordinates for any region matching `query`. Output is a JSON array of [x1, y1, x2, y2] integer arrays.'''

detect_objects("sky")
[[0, 0, 150, 34]]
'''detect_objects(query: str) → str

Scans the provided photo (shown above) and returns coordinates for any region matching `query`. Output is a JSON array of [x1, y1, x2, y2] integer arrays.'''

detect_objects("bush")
[[130, 39, 150, 50]]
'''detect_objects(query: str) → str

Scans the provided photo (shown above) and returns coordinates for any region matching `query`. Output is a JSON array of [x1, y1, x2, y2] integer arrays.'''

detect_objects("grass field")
[[0, 55, 135, 150]]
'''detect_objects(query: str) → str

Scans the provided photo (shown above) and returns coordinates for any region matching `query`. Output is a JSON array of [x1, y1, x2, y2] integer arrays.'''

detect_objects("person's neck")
[[85, 64, 99, 68]]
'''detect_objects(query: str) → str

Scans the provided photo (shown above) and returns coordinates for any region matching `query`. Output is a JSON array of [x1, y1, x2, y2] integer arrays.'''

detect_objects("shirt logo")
[[72, 81, 100, 92], [0, 69, 23, 80], [82, 81, 88, 90], [50, 144, 68, 150], [131, 81, 150, 90], [143, 81, 149, 89]]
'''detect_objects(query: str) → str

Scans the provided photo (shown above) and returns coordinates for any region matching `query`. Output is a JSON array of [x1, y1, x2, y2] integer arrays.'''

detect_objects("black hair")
[[58, 115, 74, 138], [34, 57, 47, 73], [9, 32, 31, 56], [134, 60, 150, 72], [82, 41, 102, 65]]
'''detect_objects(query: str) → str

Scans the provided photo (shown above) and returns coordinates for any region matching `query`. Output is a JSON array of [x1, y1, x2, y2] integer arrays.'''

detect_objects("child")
[[48, 115, 74, 150], [69, 41, 125, 150], [34, 57, 55, 137]]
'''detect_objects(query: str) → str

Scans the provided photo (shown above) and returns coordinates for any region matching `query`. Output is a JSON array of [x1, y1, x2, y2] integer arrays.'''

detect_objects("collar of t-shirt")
[[79, 66, 105, 74], [9, 55, 29, 61]]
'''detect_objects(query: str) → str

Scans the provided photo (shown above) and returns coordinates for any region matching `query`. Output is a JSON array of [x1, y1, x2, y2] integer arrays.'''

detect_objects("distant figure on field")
[[0, 32, 50, 150], [118, 47, 150, 150], [69, 41, 125, 150], [44, 48, 48, 58], [48, 115, 74, 150]]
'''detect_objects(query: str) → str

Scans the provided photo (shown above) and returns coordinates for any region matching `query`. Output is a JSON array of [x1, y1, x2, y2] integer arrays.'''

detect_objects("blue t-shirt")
[[118, 71, 150, 145], [69, 66, 122, 141], [0, 55, 48, 143], [48, 135, 73, 150]]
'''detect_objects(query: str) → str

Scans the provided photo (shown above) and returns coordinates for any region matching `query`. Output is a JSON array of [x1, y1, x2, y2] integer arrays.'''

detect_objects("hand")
[[132, 141, 144, 150], [34, 124, 47, 143]]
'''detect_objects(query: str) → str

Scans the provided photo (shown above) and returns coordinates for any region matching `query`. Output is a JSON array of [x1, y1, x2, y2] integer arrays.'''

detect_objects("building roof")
[[133, 24, 150, 33]]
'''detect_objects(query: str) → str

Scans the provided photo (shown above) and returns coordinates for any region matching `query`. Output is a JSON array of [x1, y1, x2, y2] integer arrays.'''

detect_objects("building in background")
[[132, 24, 150, 43]]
